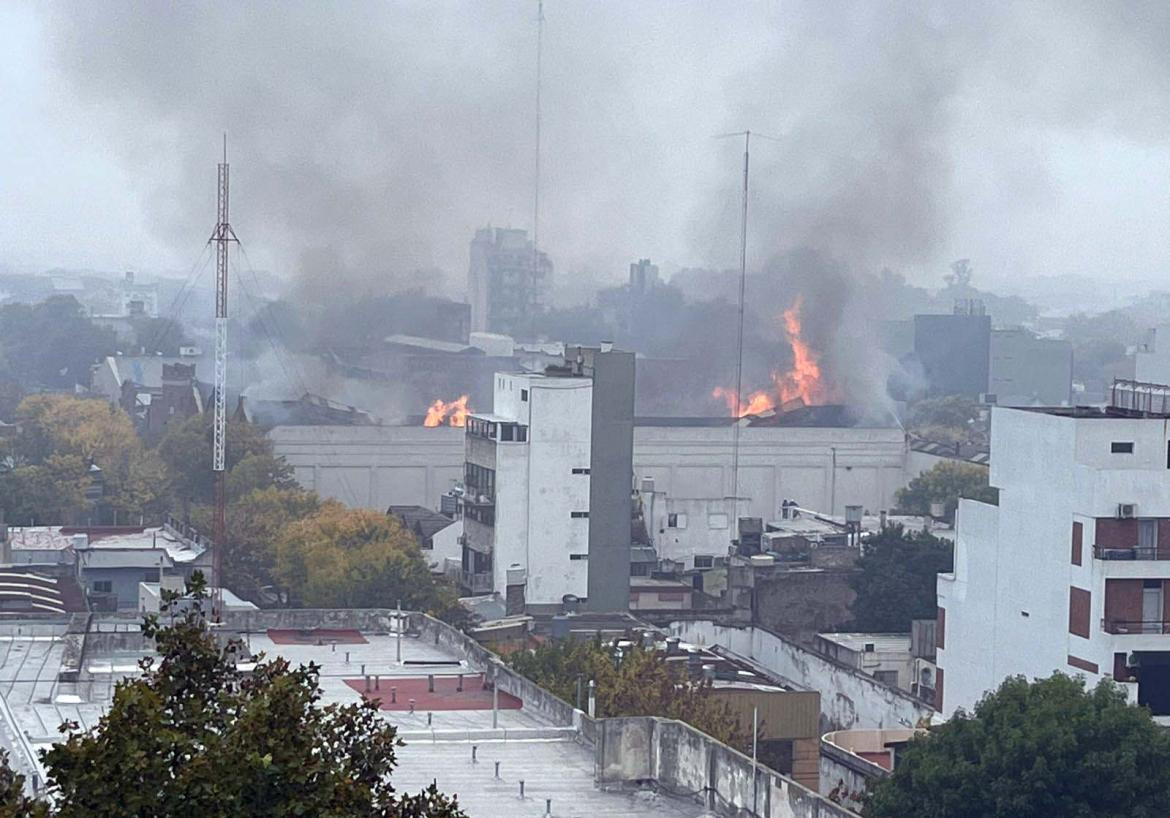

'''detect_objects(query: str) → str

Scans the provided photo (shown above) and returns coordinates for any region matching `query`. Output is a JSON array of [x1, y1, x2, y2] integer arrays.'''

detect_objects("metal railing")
[[1093, 545, 1166, 561], [1103, 619, 1170, 635], [461, 570, 493, 594]]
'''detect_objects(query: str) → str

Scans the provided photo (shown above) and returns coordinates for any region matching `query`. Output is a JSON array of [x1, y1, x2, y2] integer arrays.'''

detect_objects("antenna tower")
[[530, 0, 545, 340], [209, 136, 238, 618]]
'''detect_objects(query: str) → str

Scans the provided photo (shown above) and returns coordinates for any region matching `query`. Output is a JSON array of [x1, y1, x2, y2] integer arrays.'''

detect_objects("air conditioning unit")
[[1117, 503, 1138, 519]]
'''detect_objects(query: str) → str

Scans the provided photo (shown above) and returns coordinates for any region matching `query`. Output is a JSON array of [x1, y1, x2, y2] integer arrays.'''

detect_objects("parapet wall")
[[596, 717, 856, 818]]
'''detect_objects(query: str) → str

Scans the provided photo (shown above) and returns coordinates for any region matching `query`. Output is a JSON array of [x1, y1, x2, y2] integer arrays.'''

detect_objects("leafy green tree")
[[157, 413, 278, 509], [506, 639, 751, 753], [848, 524, 952, 633], [273, 505, 465, 622], [897, 460, 997, 521], [191, 486, 322, 603], [0, 395, 168, 523], [0, 296, 115, 389], [42, 575, 465, 817], [0, 747, 47, 817], [907, 396, 984, 446], [865, 674, 1170, 818]]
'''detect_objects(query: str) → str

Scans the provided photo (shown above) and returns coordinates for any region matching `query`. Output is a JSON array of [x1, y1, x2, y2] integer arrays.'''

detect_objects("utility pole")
[[209, 135, 238, 619]]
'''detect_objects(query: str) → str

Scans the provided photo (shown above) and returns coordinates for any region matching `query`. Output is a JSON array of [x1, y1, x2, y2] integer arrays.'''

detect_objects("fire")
[[423, 395, 470, 427], [713, 297, 833, 417]]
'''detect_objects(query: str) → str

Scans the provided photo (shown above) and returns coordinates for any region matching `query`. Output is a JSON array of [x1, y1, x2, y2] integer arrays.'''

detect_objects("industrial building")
[[467, 226, 552, 337], [270, 412, 908, 524], [938, 380, 1170, 720]]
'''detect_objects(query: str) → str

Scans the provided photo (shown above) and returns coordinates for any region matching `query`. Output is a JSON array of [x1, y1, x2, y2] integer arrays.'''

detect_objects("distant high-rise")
[[467, 227, 552, 338], [628, 258, 660, 294]]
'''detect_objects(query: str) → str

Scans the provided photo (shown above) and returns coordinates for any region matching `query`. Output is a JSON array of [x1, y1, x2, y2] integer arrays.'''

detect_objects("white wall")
[[428, 521, 462, 572], [939, 406, 1170, 717], [669, 620, 933, 731]]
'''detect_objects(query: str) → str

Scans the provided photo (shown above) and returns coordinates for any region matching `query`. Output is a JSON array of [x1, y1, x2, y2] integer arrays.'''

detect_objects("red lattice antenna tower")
[[209, 135, 238, 619]]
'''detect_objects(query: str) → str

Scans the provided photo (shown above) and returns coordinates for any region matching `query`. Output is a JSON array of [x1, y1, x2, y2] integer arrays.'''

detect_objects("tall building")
[[912, 310, 991, 399], [628, 258, 660, 294], [460, 346, 634, 612], [938, 380, 1170, 721], [467, 227, 552, 338]]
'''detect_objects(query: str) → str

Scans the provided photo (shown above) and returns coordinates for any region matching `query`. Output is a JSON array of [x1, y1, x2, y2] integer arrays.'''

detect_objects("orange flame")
[[714, 297, 833, 417], [423, 395, 470, 427]]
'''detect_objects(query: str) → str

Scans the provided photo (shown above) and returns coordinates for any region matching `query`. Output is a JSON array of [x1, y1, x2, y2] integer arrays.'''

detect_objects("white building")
[[938, 385, 1170, 721], [462, 371, 598, 608], [1133, 325, 1170, 386]]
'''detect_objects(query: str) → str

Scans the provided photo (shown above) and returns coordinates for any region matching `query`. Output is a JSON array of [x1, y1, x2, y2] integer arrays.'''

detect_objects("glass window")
[[1111, 441, 1134, 453]]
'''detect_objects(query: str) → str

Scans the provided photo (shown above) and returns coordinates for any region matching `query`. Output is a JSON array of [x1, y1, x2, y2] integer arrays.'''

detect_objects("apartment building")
[[460, 346, 635, 611], [938, 380, 1170, 721], [467, 227, 552, 337]]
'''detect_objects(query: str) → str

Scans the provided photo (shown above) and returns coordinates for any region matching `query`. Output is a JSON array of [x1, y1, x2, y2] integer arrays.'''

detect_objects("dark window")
[[1071, 521, 1083, 566], [1069, 586, 1091, 638], [516, 426, 527, 442], [571, 467, 590, 475], [569, 553, 588, 560], [521, 389, 528, 401], [694, 555, 714, 569], [1166, 440, 1169, 468], [93, 580, 112, 594], [630, 562, 649, 576], [864, 643, 876, 652], [500, 424, 515, 441], [1112, 441, 1134, 454], [570, 511, 589, 519]]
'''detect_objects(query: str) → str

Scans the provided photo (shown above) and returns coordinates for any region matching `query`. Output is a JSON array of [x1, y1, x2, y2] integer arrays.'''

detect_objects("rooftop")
[[387, 506, 458, 541], [5, 526, 207, 563], [816, 633, 912, 654]]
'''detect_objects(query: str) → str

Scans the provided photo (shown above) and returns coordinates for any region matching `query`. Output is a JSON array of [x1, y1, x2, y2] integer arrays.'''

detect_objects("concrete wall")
[[669, 620, 933, 732], [754, 570, 857, 645], [584, 348, 635, 612], [989, 329, 1072, 407], [596, 717, 856, 818], [272, 423, 909, 520], [818, 738, 887, 812]]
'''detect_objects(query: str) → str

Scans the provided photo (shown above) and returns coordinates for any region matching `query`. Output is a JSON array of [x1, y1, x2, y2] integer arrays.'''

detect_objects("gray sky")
[[2, 1, 1170, 296]]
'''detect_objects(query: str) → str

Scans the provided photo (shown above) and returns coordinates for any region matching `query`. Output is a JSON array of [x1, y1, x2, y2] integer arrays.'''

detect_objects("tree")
[[42, 575, 465, 817], [157, 413, 278, 509], [124, 316, 189, 356], [191, 486, 322, 603], [897, 460, 997, 521], [273, 505, 463, 619], [865, 674, 1170, 818], [848, 524, 952, 633], [0, 296, 115, 389], [506, 639, 751, 753], [0, 396, 168, 523], [906, 396, 985, 447], [0, 748, 47, 817]]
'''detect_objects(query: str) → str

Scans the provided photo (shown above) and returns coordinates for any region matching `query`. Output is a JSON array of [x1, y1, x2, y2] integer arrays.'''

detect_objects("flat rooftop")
[[0, 619, 708, 815]]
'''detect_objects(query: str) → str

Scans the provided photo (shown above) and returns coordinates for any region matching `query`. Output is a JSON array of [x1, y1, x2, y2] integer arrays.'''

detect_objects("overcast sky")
[[2, 1, 1170, 296]]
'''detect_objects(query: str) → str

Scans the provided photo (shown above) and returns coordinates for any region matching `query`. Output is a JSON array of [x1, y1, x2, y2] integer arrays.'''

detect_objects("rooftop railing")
[[1103, 619, 1170, 635], [1093, 545, 1168, 561]]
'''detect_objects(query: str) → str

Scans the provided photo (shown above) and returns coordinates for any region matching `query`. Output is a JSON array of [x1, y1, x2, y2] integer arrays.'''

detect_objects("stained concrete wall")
[[818, 739, 887, 812], [597, 717, 856, 817], [669, 620, 933, 732]]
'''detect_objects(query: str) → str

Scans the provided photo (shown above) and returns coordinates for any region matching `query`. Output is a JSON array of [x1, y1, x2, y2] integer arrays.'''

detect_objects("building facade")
[[461, 348, 635, 611], [467, 227, 552, 337], [938, 389, 1170, 721]]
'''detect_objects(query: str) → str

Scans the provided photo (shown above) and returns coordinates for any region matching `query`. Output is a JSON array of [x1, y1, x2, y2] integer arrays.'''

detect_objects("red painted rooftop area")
[[345, 673, 522, 711], [267, 628, 368, 645]]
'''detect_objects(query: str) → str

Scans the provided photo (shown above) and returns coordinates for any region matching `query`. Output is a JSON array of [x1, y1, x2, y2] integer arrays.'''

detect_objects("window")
[[873, 670, 899, 686], [1111, 441, 1134, 454], [570, 511, 589, 519], [694, 555, 714, 569], [569, 553, 588, 561], [93, 580, 112, 594], [1071, 521, 1083, 566], [571, 467, 590, 475], [667, 513, 688, 529], [521, 389, 528, 402], [863, 643, 876, 652], [707, 513, 728, 530]]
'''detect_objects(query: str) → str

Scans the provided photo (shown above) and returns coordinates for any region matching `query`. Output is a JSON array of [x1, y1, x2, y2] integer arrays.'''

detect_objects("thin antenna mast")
[[714, 129, 778, 546], [530, 0, 545, 340], [210, 135, 238, 618]]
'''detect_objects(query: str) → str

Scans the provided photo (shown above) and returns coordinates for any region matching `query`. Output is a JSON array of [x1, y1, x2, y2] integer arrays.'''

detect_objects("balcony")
[[1094, 546, 1168, 561], [461, 570, 493, 594], [1103, 619, 1170, 635]]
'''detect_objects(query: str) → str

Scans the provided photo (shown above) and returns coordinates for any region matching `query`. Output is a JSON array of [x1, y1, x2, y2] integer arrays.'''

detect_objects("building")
[[814, 633, 915, 691], [386, 505, 461, 575], [91, 351, 210, 406], [119, 362, 204, 440], [988, 328, 1072, 407], [628, 258, 660, 293], [938, 381, 1170, 721], [0, 606, 853, 815], [467, 227, 552, 337], [912, 309, 991, 399], [461, 346, 635, 612], [1132, 325, 1170, 386]]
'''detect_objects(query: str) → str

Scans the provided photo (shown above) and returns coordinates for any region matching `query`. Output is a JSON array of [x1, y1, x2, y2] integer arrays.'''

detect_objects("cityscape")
[[2, 2, 1170, 816]]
